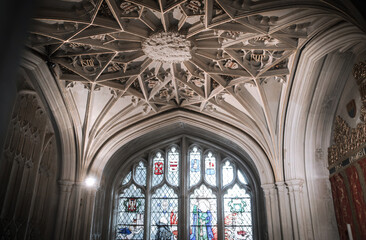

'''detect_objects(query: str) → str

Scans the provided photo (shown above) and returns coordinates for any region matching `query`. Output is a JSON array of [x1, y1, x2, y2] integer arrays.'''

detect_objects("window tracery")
[[114, 141, 254, 240]]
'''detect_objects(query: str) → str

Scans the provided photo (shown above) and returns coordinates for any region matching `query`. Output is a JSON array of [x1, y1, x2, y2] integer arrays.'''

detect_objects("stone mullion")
[[145, 155, 152, 240], [1, 153, 25, 219], [17, 126, 47, 239], [181, 136, 189, 240], [31, 169, 48, 225], [216, 156, 224, 240], [0, 123, 16, 209]]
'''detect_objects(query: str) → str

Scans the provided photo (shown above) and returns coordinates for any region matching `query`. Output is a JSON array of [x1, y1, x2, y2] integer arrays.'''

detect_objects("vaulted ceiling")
[[27, 0, 357, 177]]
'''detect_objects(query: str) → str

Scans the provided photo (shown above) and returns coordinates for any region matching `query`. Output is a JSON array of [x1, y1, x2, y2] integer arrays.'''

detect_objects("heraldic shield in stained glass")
[[115, 141, 254, 240], [153, 152, 164, 187], [151, 184, 179, 240], [224, 185, 252, 240], [167, 147, 179, 186], [205, 152, 216, 186], [117, 184, 145, 240], [190, 185, 217, 240]]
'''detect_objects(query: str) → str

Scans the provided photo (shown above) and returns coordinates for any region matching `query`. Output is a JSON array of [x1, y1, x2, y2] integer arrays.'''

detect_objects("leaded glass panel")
[[152, 152, 164, 187], [224, 184, 252, 240], [190, 147, 201, 187], [222, 161, 234, 187], [116, 184, 145, 240], [190, 185, 217, 240], [150, 184, 179, 239], [205, 152, 216, 186], [122, 172, 131, 185], [237, 171, 248, 185], [167, 147, 179, 186], [134, 162, 146, 186], [115, 141, 256, 240]]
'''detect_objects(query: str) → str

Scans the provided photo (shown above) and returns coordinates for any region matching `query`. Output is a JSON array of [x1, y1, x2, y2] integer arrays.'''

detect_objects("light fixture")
[[85, 176, 97, 187]]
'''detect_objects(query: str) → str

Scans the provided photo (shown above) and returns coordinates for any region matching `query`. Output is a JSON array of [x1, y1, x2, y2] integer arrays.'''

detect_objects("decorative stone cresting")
[[142, 32, 192, 63]]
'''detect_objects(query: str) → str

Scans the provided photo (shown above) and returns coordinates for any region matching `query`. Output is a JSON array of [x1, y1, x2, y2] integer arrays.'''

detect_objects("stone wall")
[[0, 77, 59, 240], [328, 60, 366, 240]]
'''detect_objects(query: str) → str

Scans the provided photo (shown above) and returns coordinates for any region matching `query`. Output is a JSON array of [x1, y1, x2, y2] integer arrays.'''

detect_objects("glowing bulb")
[[85, 176, 96, 187]]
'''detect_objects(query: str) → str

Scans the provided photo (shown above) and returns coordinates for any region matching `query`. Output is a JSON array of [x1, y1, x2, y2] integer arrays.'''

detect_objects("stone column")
[[82, 187, 98, 240], [91, 187, 105, 240], [262, 184, 282, 240], [276, 182, 293, 240], [287, 179, 307, 240], [54, 180, 73, 240]]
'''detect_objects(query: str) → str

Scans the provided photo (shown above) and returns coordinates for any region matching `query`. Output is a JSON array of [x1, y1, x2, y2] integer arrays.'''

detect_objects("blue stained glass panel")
[[205, 152, 216, 186], [190, 147, 201, 187], [167, 147, 179, 186], [116, 184, 145, 240], [152, 152, 164, 187], [223, 184, 252, 240], [150, 184, 179, 239], [190, 185, 217, 240], [134, 162, 146, 186]]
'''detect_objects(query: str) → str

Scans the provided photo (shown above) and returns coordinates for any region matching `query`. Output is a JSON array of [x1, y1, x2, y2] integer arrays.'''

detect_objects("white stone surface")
[[142, 32, 191, 63]]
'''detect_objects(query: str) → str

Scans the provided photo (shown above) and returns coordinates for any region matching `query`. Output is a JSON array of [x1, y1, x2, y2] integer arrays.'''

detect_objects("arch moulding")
[[89, 111, 275, 186]]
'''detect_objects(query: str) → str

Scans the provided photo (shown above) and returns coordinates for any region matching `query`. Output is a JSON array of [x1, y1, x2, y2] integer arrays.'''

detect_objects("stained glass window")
[[167, 147, 179, 186], [116, 184, 145, 240], [152, 152, 164, 187], [238, 170, 248, 185], [190, 147, 201, 187], [224, 185, 252, 240], [134, 162, 146, 186], [190, 185, 217, 240], [115, 140, 255, 240], [205, 152, 216, 186], [122, 172, 131, 185], [222, 161, 234, 187], [150, 184, 179, 239]]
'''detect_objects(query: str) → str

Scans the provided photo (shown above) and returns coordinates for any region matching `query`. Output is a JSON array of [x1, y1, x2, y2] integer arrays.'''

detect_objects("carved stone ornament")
[[352, 61, 366, 122], [328, 116, 366, 167], [330, 62, 366, 167], [26, 0, 320, 110], [352, 61, 366, 84]]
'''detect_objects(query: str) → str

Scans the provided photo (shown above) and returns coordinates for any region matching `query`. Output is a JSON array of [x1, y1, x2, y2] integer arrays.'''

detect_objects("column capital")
[[275, 181, 288, 193], [286, 179, 304, 192], [261, 183, 276, 190], [261, 183, 276, 196], [58, 180, 74, 192]]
